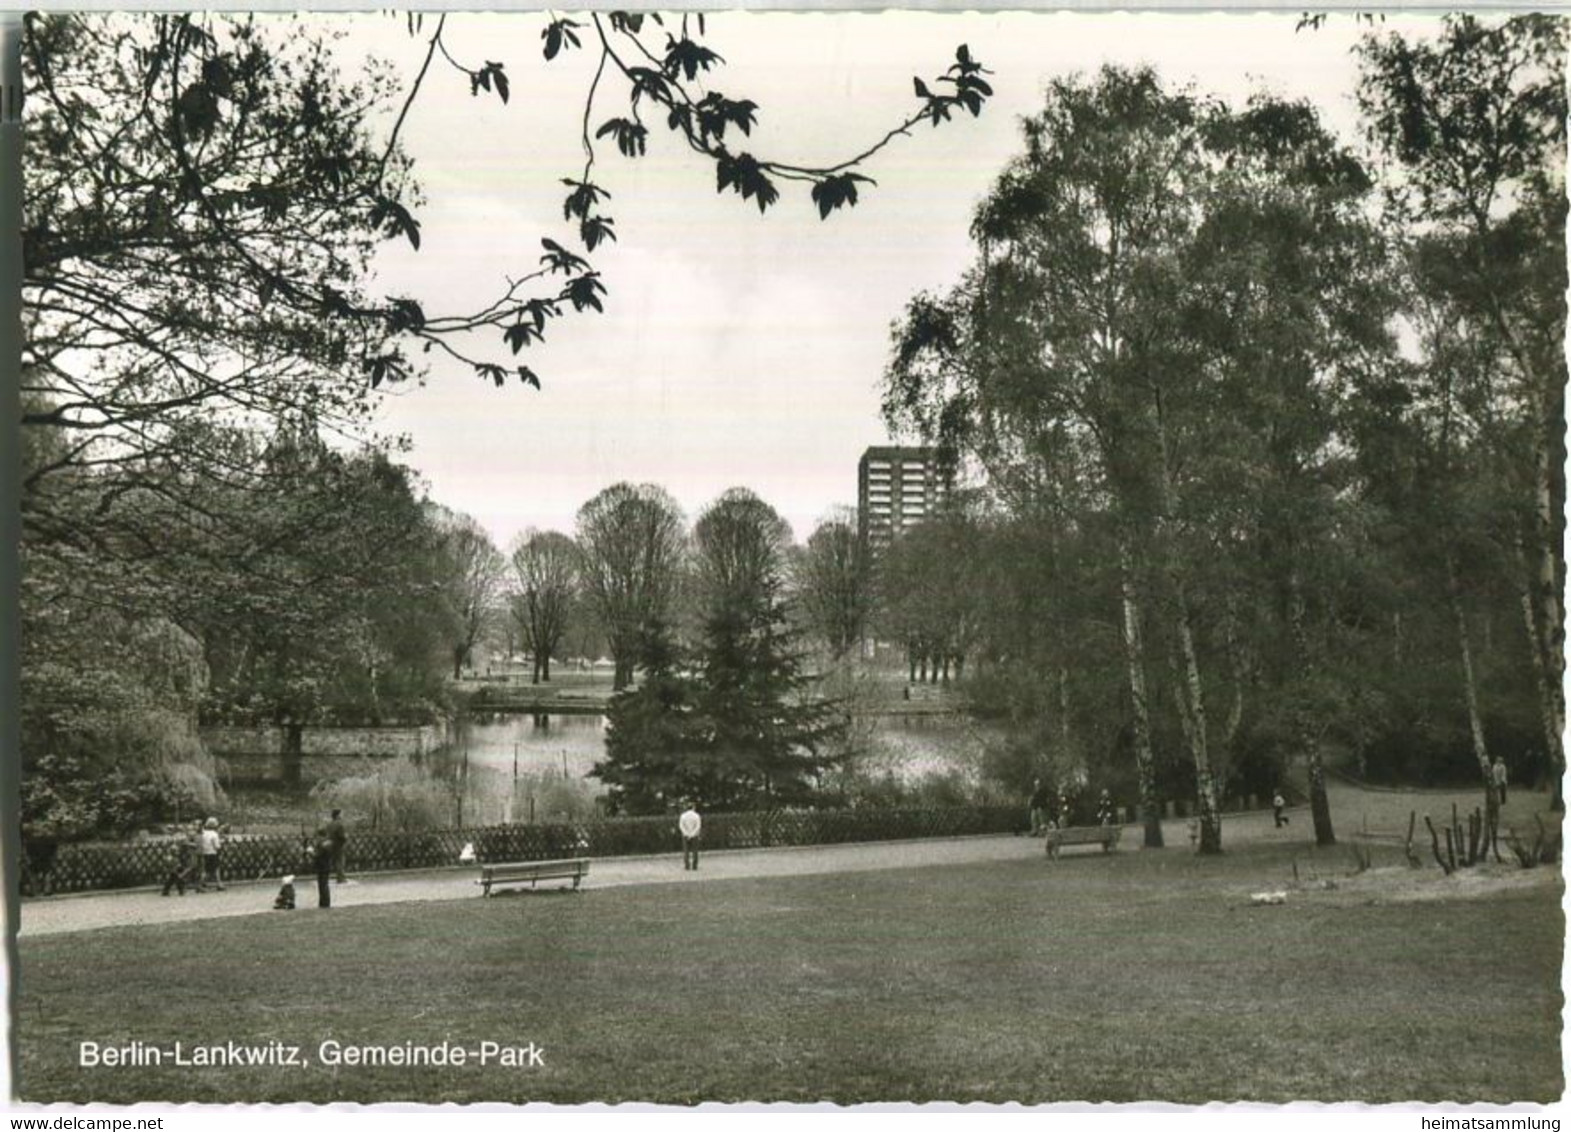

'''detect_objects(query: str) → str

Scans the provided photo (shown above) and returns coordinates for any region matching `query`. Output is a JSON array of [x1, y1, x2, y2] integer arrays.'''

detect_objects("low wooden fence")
[[25, 806, 1026, 895]]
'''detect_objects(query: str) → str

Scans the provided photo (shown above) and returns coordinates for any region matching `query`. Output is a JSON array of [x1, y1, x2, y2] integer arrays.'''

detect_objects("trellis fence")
[[25, 806, 1026, 895]]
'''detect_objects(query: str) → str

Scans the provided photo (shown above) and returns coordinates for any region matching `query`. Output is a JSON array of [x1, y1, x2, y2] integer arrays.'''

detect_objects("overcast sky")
[[341, 11, 1440, 548]]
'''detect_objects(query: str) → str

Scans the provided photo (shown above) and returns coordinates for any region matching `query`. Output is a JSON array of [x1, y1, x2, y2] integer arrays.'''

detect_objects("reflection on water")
[[230, 711, 992, 829], [455, 712, 609, 779]]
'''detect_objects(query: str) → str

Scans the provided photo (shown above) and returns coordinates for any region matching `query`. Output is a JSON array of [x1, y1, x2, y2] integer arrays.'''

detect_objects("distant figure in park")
[[1097, 789, 1114, 827], [679, 801, 702, 871], [198, 818, 225, 891], [311, 823, 335, 908], [1492, 757, 1509, 806], [1057, 792, 1074, 829], [1272, 790, 1289, 828], [273, 874, 296, 911], [22, 828, 59, 897], [1028, 779, 1051, 836], [327, 808, 348, 882], [161, 831, 197, 896]]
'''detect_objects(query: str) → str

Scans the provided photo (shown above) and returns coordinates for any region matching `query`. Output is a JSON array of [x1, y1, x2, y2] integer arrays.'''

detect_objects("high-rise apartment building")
[[857, 445, 948, 557]]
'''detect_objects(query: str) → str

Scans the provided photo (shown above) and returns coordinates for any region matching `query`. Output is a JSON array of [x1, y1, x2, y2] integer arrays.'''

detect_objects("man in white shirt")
[[679, 803, 702, 872]]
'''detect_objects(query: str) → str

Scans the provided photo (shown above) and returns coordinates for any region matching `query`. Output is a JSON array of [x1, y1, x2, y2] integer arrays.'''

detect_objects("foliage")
[[594, 490, 846, 813]]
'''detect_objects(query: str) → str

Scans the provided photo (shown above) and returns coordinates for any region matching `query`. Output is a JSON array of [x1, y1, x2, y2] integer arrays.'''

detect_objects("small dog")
[[273, 875, 296, 910]]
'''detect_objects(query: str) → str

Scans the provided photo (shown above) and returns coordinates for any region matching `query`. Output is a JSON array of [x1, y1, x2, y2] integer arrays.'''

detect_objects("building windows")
[[856, 445, 948, 561]]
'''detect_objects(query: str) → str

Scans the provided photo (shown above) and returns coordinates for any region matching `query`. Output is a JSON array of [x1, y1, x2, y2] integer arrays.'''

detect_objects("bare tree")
[[795, 508, 868, 662], [433, 508, 506, 679], [509, 529, 579, 684], [575, 483, 686, 690]]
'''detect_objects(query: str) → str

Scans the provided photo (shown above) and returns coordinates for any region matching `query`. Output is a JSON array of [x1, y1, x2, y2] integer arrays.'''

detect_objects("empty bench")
[[477, 858, 591, 896], [1045, 825, 1122, 858]]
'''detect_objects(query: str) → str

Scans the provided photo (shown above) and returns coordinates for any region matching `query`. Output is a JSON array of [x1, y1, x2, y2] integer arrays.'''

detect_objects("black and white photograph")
[[8, 6, 1567, 1112]]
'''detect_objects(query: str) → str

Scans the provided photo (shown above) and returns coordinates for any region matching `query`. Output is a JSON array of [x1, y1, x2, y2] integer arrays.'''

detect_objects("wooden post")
[[1404, 810, 1420, 868], [1424, 815, 1451, 875]]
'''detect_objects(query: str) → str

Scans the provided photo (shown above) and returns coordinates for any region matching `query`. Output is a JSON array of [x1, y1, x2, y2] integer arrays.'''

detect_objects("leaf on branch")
[[664, 36, 725, 82], [696, 93, 758, 143], [543, 18, 582, 61], [914, 77, 931, 99], [363, 353, 407, 390], [595, 117, 649, 159], [319, 287, 355, 318], [540, 238, 589, 275], [504, 320, 544, 353], [715, 151, 779, 214], [368, 198, 422, 250], [610, 12, 646, 34], [581, 215, 617, 251], [627, 67, 671, 106], [475, 363, 508, 387], [521, 297, 561, 333], [564, 272, 607, 313], [471, 61, 510, 104], [561, 179, 610, 221], [518, 366, 541, 390], [387, 298, 426, 333], [810, 172, 874, 220]]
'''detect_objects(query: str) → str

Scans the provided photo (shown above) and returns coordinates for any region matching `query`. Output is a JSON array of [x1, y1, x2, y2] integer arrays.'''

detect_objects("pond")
[[227, 711, 1001, 831]]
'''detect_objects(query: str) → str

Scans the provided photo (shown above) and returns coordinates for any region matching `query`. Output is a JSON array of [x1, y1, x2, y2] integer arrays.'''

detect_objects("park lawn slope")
[[17, 844, 1563, 1104]]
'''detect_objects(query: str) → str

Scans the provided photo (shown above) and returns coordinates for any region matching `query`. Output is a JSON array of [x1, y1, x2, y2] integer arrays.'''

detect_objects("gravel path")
[[16, 832, 1051, 939], [17, 781, 1554, 940]]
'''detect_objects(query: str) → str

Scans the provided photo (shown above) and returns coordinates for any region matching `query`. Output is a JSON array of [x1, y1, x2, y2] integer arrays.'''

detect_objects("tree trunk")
[[1119, 538, 1163, 848], [1287, 568, 1335, 846], [1448, 553, 1501, 828], [1058, 665, 1074, 768], [1517, 535, 1565, 810], [452, 645, 465, 681], [1150, 394, 1221, 854], [542, 652, 551, 682], [1173, 589, 1223, 854]]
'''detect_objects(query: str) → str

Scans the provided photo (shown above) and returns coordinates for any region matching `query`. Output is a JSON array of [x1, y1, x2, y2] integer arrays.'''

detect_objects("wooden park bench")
[[1044, 825, 1122, 859], [476, 858, 591, 896]]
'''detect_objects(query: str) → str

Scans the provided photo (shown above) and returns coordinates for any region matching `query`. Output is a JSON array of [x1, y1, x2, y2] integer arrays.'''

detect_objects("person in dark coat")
[[327, 808, 348, 883], [1028, 779, 1052, 836], [312, 823, 334, 908]]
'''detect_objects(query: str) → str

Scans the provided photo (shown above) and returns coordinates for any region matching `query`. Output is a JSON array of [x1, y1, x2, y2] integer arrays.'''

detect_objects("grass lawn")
[[16, 840, 1563, 1105]]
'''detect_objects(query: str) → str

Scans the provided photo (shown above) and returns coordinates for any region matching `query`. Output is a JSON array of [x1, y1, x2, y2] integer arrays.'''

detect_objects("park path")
[[15, 831, 1056, 939], [14, 779, 1551, 940]]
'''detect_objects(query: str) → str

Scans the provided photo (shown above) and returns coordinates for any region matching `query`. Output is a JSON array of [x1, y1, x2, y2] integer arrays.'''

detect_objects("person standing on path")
[[1272, 790, 1290, 828], [198, 818, 225, 891], [1028, 779, 1051, 836], [161, 831, 196, 896], [327, 808, 348, 883], [1492, 757, 1509, 806], [679, 802, 702, 872], [312, 822, 334, 908]]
